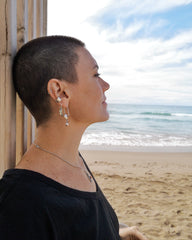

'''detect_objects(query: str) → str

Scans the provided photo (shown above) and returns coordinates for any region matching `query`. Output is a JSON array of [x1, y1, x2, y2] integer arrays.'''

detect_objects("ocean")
[[80, 104, 192, 152]]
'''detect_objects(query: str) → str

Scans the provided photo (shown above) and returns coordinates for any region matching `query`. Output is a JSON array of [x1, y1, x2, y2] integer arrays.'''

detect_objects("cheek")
[[69, 94, 91, 122], [69, 95, 100, 122], [69, 82, 104, 122]]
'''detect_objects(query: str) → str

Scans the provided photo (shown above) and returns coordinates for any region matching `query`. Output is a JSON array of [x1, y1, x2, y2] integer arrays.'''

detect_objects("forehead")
[[76, 47, 98, 70]]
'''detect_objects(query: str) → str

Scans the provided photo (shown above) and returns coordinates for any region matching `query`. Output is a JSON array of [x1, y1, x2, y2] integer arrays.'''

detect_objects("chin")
[[99, 111, 110, 122], [88, 108, 109, 124], [104, 113, 110, 121], [89, 114, 109, 125]]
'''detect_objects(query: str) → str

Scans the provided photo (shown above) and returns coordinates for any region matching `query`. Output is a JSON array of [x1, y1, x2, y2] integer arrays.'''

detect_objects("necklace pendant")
[[85, 170, 92, 182]]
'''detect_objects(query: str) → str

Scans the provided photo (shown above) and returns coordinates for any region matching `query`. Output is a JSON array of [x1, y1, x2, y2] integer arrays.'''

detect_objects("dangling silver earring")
[[59, 105, 63, 116], [56, 97, 61, 103], [56, 97, 63, 116], [63, 108, 69, 126], [56, 97, 69, 126]]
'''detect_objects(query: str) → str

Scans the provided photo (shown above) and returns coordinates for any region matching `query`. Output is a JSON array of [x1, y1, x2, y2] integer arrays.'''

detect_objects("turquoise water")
[[80, 104, 192, 150]]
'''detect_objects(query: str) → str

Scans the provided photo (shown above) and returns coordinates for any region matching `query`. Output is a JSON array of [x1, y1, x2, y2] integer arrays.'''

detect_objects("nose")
[[100, 77, 110, 91]]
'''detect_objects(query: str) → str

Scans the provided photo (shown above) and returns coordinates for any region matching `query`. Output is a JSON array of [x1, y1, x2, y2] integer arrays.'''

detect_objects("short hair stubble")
[[12, 35, 85, 126]]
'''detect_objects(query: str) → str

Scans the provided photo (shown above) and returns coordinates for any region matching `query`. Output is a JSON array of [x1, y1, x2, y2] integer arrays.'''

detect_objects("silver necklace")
[[33, 143, 92, 182]]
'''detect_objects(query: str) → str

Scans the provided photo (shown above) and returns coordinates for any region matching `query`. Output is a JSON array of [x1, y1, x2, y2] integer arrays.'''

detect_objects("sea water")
[[80, 104, 192, 151]]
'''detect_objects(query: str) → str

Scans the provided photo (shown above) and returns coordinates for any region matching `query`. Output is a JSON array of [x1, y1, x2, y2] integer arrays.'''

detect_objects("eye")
[[94, 73, 100, 77]]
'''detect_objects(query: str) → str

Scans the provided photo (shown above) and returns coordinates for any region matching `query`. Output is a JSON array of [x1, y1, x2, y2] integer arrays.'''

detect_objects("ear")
[[47, 79, 70, 108]]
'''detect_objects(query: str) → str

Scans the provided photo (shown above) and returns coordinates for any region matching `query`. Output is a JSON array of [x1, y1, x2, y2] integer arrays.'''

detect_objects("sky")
[[48, 0, 192, 106]]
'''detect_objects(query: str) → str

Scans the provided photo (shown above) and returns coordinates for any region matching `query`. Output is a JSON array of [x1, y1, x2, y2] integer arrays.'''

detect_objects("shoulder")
[[0, 168, 80, 213], [0, 169, 50, 217], [0, 169, 58, 239], [0, 169, 48, 204]]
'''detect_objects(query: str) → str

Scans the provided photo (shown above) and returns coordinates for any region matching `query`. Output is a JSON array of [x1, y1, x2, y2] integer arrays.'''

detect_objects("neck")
[[34, 120, 87, 165]]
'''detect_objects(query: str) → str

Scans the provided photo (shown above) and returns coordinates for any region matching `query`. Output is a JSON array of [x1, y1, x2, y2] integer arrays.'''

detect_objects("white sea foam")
[[173, 113, 192, 117], [81, 132, 192, 147], [80, 104, 192, 150]]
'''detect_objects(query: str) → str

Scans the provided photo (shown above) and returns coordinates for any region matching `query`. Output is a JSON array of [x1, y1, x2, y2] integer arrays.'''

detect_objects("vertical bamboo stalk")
[[27, 111, 32, 149], [0, 0, 47, 173], [0, 0, 17, 176], [43, 0, 47, 36], [15, 0, 28, 164], [26, 0, 47, 149], [26, 0, 34, 149], [36, 0, 41, 37], [29, 0, 47, 145], [16, 94, 24, 164], [28, 0, 34, 40]]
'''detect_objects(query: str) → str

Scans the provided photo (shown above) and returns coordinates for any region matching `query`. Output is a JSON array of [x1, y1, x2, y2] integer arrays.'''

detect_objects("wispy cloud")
[[92, 0, 192, 18], [48, 0, 192, 105]]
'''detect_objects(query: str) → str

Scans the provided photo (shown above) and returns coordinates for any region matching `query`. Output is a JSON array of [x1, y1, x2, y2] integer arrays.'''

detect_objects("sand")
[[81, 150, 192, 240]]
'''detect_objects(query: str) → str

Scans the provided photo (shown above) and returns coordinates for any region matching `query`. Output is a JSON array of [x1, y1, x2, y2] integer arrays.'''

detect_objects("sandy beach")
[[81, 150, 192, 240]]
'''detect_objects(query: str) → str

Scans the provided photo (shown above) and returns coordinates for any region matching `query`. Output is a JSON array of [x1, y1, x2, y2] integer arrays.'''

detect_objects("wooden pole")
[[16, 0, 48, 161], [43, 0, 47, 36], [26, 0, 34, 149], [0, 0, 47, 174], [15, 0, 28, 164], [0, 0, 17, 176]]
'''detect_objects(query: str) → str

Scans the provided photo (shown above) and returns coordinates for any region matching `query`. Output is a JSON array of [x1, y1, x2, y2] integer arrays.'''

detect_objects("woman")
[[0, 36, 148, 240]]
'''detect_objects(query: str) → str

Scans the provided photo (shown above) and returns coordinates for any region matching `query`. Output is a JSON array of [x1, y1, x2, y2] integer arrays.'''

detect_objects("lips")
[[102, 100, 107, 106], [102, 97, 107, 103]]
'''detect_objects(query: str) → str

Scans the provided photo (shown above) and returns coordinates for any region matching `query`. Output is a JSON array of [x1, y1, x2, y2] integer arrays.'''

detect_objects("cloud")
[[89, 0, 192, 41], [96, 29, 192, 105], [48, 0, 192, 106], [92, 0, 192, 19], [48, 0, 111, 35]]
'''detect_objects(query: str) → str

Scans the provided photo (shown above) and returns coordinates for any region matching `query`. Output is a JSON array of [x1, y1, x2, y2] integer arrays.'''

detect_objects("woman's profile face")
[[69, 47, 110, 126]]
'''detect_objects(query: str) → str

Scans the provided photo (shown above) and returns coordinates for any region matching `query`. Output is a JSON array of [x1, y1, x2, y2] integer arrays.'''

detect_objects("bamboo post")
[[0, 0, 17, 176], [26, 0, 34, 149], [15, 0, 47, 163], [15, 0, 28, 164], [43, 0, 47, 36], [0, 0, 47, 175]]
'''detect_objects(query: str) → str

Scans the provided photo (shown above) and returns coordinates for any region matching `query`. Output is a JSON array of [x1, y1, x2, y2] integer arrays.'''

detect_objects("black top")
[[0, 167, 120, 240]]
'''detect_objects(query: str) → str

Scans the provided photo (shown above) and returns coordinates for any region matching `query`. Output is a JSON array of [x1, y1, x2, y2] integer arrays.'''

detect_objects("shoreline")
[[79, 145, 192, 152]]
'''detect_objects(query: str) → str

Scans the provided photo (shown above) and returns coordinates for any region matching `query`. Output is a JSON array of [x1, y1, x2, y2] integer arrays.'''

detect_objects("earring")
[[56, 97, 69, 126], [63, 108, 69, 126], [56, 97, 61, 102], [59, 105, 63, 116], [56, 97, 63, 116], [56, 97, 61, 103]]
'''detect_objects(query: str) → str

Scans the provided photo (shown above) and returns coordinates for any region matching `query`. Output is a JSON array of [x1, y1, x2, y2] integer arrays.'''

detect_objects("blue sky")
[[48, 0, 192, 106]]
